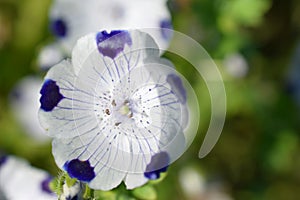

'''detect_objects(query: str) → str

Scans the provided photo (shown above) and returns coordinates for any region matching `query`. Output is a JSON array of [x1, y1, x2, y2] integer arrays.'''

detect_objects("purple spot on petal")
[[0, 155, 7, 167], [41, 176, 53, 194], [51, 18, 67, 38], [167, 74, 187, 104], [160, 19, 173, 40], [64, 159, 95, 182], [144, 152, 169, 180], [40, 79, 64, 112], [96, 30, 132, 59]]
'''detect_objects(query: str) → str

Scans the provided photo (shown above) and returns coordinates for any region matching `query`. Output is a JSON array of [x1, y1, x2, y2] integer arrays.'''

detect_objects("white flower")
[[179, 167, 206, 197], [39, 0, 172, 69], [9, 76, 51, 142], [223, 53, 248, 78], [39, 30, 189, 190], [0, 156, 57, 200], [37, 43, 65, 71], [179, 167, 233, 200]]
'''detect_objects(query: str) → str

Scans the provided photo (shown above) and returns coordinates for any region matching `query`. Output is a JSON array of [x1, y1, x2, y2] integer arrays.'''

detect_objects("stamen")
[[112, 99, 116, 106]]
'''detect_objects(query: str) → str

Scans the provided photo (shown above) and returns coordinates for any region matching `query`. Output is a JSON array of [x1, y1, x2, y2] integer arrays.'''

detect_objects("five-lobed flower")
[[38, 29, 190, 190]]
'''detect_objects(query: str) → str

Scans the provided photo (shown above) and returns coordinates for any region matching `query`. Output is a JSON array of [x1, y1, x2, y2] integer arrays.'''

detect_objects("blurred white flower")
[[9, 76, 50, 142], [37, 43, 65, 71], [179, 167, 206, 197], [39, 0, 172, 70], [38, 30, 189, 190], [223, 53, 248, 78], [0, 156, 56, 200], [179, 167, 234, 200]]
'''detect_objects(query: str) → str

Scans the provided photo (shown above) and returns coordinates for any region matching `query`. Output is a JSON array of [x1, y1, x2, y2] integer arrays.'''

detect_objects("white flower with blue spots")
[[0, 156, 56, 200], [39, 30, 190, 190], [39, 0, 172, 69]]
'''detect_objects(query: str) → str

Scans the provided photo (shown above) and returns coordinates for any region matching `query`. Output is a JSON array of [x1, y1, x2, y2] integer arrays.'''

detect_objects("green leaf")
[[52, 171, 67, 195], [131, 185, 157, 200], [93, 190, 117, 200], [117, 192, 136, 200], [65, 174, 77, 187]]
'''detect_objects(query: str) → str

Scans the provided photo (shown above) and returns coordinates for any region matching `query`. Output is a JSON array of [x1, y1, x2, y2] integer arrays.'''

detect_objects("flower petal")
[[144, 152, 169, 180], [64, 159, 95, 182], [72, 30, 159, 77], [89, 165, 126, 191], [160, 19, 173, 40], [39, 60, 81, 138], [71, 33, 99, 76], [52, 134, 129, 190], [40, 79, 64, 112], [166, 74, 187, 104], [124, 174, 148, 190], [38, 43, 65, 71], [0, 156, 56, 200], [96, 30, 132, 59]]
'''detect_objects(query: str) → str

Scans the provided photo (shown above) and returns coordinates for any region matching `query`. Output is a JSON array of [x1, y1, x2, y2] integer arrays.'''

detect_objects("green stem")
[[84, 184, 95, 199]]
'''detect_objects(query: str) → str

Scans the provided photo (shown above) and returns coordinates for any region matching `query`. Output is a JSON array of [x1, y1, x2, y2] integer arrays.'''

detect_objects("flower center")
[[119, 104, 130, 116], [118, 100, 132, 117], [107, 99, 133, 127]]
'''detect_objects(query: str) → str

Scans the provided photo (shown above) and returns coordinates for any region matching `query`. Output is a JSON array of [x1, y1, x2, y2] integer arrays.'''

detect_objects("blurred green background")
[[1, 0, 300, 199]]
